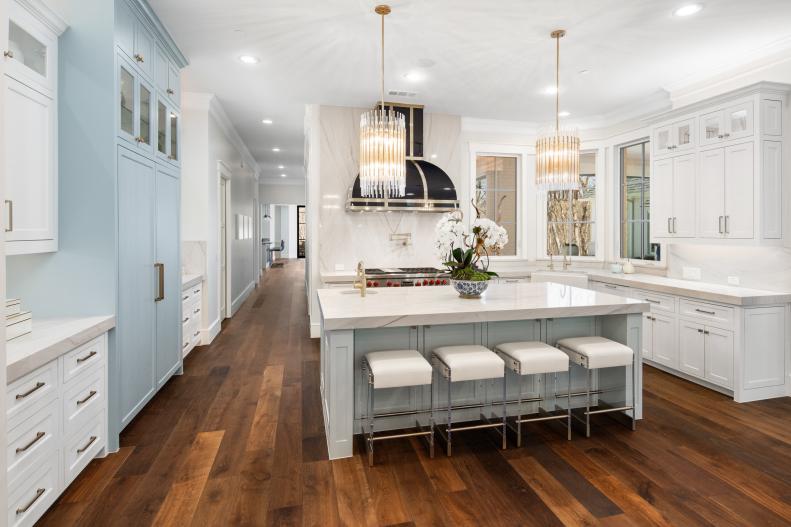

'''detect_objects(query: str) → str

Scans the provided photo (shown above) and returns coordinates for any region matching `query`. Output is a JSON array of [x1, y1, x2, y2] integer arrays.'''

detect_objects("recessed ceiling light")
[[239, 55, 260, 64], [262, 119, 273, 124], [277, 165, 284, 169], [404, 71, 425, 82], [280, 173, 287, 178], [673, 4, 703, 17], [272, 147, 280, 152], [558, 111, 571, 117], [544, 86, 558, 95]]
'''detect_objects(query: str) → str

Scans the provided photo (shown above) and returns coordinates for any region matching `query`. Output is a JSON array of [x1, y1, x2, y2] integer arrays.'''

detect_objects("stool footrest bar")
[[586, 405, 633, 415]]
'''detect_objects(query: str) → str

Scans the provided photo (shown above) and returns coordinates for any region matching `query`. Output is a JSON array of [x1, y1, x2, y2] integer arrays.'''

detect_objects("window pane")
[[546, 152, 596, 257], [475, 155, 518, 256]]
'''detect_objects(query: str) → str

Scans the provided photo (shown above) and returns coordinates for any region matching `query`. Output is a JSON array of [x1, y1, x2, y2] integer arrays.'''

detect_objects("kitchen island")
[[318, 281, 649, 459]]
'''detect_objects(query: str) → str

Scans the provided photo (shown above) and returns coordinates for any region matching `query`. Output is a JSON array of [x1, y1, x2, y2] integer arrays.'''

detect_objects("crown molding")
[[16, 0, 68, 35], [207, 96, 261, 180], [133, 0, 189, 67]]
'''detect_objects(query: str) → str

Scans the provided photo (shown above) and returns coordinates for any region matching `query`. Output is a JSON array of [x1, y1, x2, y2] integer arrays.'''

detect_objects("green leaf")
[[452, 247, 464, 262], [485, 271, 499, 277]]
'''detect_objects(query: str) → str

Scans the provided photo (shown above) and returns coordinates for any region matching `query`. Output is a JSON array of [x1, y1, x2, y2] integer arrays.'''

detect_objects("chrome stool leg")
[[567, 368, 572, 440], [586, 368, 592, 438], [446, 369, 452, 457], [367, 363, 375, 466], [631, 359, 637, 431], [501, 370, 507, 450]]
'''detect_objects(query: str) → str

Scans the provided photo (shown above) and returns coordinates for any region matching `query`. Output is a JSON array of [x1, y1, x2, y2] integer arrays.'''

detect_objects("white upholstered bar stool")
[[495, 341, 571, 446], [431, 345, 506, 456], [555, 336, 636, 438], [362, 350, 434, 466]]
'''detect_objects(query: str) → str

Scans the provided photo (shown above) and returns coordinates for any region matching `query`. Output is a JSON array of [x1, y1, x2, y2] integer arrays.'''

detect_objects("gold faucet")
[[353, 261, 367, 297]]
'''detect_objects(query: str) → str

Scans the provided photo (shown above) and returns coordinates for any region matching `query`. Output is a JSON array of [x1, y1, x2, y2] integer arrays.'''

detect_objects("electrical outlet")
[[682, 266, 702, 280], [728, 276, 740, 286], [334, 264, 345, 271]]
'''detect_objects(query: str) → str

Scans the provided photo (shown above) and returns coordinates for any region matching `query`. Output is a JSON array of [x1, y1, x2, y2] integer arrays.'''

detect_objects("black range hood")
[[346, 103, 460, 213]]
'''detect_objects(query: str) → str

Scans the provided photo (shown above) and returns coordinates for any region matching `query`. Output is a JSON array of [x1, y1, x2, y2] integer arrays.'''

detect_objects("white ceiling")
[[149, 0, 791, 180]]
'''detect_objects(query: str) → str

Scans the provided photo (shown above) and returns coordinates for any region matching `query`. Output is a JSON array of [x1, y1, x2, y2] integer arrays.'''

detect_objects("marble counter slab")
[[318, 282, 648, 331], [586, 271, 791, 306], [7, 315, 116, 383], [182, 273, 204, 289]]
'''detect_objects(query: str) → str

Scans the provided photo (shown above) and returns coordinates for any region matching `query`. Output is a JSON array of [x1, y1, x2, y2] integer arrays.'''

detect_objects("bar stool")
[[362, 349, 434, 466], [431, 345, 506, 456], [555, 336, 636, 437], [495, 341, 571, 446]]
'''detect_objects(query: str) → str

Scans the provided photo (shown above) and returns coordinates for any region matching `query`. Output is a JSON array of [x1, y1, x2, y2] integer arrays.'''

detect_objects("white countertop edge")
[[7, 315, 116, 384], [182, 273, 204, 289]]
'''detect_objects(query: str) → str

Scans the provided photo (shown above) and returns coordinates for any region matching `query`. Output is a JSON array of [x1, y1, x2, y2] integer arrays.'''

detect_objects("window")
[[546, 152, 597, 257], [475, 155, 518, 256], [620, 141, 660, 261]]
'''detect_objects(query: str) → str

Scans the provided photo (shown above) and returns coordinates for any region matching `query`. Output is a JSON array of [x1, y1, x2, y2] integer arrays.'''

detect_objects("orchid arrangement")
[[434, 208, 508, 282]]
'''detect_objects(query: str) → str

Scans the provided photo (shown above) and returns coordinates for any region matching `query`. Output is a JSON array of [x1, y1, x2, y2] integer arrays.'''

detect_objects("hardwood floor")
[[39, 260, 791, 526]]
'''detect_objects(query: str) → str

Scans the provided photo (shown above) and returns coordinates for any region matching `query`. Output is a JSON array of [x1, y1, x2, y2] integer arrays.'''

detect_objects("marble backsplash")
[[318, 105, 462, 272], [667, 245, 791, 292], [182, 241, 208, 276]]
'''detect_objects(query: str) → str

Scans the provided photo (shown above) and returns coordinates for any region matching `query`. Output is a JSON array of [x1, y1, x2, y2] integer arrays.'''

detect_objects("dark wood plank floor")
[[38, 260, 791, 526]]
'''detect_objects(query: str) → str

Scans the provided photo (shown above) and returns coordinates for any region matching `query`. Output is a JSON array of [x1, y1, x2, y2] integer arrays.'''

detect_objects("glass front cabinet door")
[[118, 55, 154, 153], [700, 110, 724, 146], [725, 102, 753, 141], [6, 2, 57, 96], [155, 99, 179, 166], [653, 125, 672, 157], [673, 118, 695, 152]]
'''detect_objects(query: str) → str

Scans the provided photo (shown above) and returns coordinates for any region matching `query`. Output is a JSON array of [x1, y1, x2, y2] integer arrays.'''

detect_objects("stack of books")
[[6, 299, 32, 341]]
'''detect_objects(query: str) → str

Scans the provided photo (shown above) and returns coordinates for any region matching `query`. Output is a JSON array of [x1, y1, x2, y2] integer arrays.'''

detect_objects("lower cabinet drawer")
[[679, 299, 734, 326], [8, 450, 59, 527], [62, 366, 105, 438], [633, 289, 675, 313], [7, 400, 59, 484], [7, 362, 58, 427], [63, 415, 104, 486], [62, 336, 105, 384]]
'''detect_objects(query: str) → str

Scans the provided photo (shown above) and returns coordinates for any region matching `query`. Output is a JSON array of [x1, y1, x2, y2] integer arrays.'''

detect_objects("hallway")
[[38, 260, 791, 526]]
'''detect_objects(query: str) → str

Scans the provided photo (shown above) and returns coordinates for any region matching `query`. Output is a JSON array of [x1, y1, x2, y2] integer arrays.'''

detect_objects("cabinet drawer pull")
[[183, 341, 189, 349], [182, 295, 189, 301], [694, 308, 716, 315], [16, 488, 45, 515], [193, 308, 200, 314], [604, 284, 617, 289], [16, 382, 45, 400], [4, 50, 14, 59], [77, 350, 98, 363], [644, 298, 660, 304], [77, 435, 98, 454], [77, 390, 97, 406], [16, 431, 45, 454], [134, 53, 144, 63], [193, 331, 200, 337], [193, 289, 200, 294], [724, 215, 729, 234], [704, 330, 710, 335], [697, 328, 704, 333], [5, 199, 12, 232], [182, 317, 189, 323]]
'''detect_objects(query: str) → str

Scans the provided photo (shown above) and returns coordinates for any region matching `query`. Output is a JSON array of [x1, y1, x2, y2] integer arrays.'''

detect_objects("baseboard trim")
[[231, 281, 256, 315], [202, 317, 222, 345]]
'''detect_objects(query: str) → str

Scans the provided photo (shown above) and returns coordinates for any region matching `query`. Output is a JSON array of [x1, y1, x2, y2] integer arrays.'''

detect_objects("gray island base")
[[318, 282, 650, 460]]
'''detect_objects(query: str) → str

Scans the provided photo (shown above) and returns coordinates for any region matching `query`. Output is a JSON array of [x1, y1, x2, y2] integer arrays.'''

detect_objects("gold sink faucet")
[[353, 261, 367, 297]]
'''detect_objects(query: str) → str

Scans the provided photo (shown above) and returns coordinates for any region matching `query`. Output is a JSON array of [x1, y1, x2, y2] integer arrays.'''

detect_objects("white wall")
[[181, 92, 260, 342], [260, 182, 305, 205]]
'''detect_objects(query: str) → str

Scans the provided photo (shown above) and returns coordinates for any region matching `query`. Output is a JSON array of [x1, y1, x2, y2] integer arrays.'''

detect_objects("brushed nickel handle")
[[193, 289, 200, 294], [16, 431, 45, 454], [16, 488, 45, 515], [167, 88, 174, 95], [3, 50, 14, 59], [134, 53, 144, 63], [717, 134, 723, 139], [644, 298, 660, 304], [704, 330, 710, 335], [182, 295, 189, 301], [183, 341, 189, 349], [695, 308, 716, 315], [193, 331, 200, 337], [724, 215, 729, 234], [723, 133, 730, 138], [673, 217, 677, 234], [77, 350, 97, 363], [5, 199, 12, 232], [16, 382, 45, 400], [182, 317, 189, 323], [193, 308, 200, 314], [667, 217, 672, 234], [77, 390, 97, 406], [718, 216, 723, 234], [155, 263, 165, 301], [604, 284, 617, 289], [77, 435, 97, 454], [698, 328, 704, 333]]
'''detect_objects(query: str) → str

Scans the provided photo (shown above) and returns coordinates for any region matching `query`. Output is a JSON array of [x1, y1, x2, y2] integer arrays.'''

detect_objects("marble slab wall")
[[318, 105, 462, 272], [667, 244, 791, 292], [182, 241, 207, 276]]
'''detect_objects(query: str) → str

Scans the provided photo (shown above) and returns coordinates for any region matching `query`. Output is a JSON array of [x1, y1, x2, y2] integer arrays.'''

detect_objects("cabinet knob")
[[723, 133, 730, 138], [3, 50, 13, 59], [717, 134, 723, 139], [167, 88, 175, 95], [135, 136, 145, 143], [134, 53, 144, 63]]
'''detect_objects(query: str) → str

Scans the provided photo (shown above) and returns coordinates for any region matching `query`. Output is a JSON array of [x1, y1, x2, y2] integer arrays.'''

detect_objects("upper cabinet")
[[116, 0, 155, 78], [650, 83, 787, 246], [155, 44, 180, 107], [3, 0, 66, 256]]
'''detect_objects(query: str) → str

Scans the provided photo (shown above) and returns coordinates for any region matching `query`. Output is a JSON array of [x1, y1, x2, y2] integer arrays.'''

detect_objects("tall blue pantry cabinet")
[[114, 0, 187, 429]]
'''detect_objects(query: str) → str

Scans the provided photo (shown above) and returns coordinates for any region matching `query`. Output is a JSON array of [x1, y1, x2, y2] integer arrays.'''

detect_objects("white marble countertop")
[[182, 273, 204, 289], [318, 282, 648, 331], [586, 271, 791, 306], [7, 315, 116, 383]]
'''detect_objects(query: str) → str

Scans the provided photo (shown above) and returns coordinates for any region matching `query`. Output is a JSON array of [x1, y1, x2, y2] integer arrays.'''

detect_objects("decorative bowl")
[[450, 279, 489, 299]]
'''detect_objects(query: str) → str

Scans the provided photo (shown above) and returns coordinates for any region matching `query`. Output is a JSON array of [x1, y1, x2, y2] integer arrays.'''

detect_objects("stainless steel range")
[[365, 267, 449, 288]]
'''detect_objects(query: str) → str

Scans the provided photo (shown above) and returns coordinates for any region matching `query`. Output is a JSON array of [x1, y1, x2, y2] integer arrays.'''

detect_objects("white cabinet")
[[651, 154, 695, 239], [5, 1, 59, 97], [677, 319, 733, 388], [647, 313, 676, 368], [699, 102, 754, 146], [678, 319, 705, 378], [181, 280, 203, 357], [653, 118, 695, 157], [696, 142, 754, 239]]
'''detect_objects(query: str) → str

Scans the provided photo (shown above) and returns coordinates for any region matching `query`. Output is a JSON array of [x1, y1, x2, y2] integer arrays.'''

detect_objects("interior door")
[[678, 320, 705, 379], [650, 158, 673, 239], [724, 142, 754, 239], [155, 166, 181, 388], [697, 148, 725, 238], [671, 154, 696, 237], [220, 177, 228, 318], [651, 313, 676, 368], [705, 328, 734, 388], [117, 146, 156, 427]]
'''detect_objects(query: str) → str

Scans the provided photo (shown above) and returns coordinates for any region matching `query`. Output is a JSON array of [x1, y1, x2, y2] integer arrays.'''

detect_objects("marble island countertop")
[[7, 315, 116, 383], [318, 282, 648, 331]]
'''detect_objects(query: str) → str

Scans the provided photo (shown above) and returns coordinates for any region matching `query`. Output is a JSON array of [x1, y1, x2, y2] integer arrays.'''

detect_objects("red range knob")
[[442, 279, 448, 285], [386, 281, 392, 287], [423, 279, 428, 286], [366, 281, 372, 287], [415, 282, 421, 286], [373, 281, 379, 287], [429, 279, 435, 285]]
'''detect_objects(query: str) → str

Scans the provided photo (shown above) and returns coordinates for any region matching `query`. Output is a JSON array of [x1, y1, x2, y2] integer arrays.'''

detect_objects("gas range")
[[365, 267, 449, 288]]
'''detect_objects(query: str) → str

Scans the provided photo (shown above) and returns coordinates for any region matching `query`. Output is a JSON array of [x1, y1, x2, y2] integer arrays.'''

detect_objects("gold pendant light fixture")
[[535, 29, 580, 191], [359, 5, 407, 198]]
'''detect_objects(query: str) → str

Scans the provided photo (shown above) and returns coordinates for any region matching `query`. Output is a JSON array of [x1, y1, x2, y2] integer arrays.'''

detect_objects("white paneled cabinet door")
[[117, 146, 157, 427], [723, 142, 754, 239], [697, 148, 725, 238], [651, 313, 676, 368], [705, 328, 734, 388], [641, 314, 653, 360], [653, 125, 672, 157], [155, 166, 182, 388], [4, 77, 56, 252], [672, 154, 696, 237], [651, 158, 673, 238], [678, 320, 705, 379]]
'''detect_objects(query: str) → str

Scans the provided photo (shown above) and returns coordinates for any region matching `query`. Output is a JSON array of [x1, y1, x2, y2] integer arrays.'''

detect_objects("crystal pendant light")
[[359, 5, 406, 198], [535, 30, 580, 191]]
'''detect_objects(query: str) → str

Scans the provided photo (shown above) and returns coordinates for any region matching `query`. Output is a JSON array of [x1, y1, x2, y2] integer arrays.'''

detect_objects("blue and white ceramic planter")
[[450, 279, 490, 298]]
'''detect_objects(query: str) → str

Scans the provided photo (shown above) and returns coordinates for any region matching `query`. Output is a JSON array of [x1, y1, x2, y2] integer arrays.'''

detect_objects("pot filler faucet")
[[353, 261, 367, 297]]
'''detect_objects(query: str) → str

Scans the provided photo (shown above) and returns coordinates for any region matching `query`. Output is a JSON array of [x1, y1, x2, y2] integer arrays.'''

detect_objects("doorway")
[[297, 205, 306, 258], [218, 162, 232, 319]]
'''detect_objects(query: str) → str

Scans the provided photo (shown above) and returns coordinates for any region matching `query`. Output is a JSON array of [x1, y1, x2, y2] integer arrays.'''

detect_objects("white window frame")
[[537, 147, 605, 262], [468, 143, 531, 261]]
